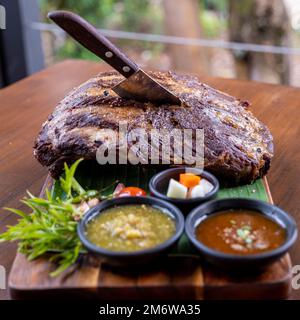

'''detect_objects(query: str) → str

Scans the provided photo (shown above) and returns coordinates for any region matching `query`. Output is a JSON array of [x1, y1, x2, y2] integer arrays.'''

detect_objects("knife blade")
[[48, 11, 181, 105]]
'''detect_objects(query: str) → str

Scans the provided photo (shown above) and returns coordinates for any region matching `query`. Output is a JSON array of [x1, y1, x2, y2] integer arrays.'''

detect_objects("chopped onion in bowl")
[[167, 175, 214, 199], [167, 178, 188, 199]]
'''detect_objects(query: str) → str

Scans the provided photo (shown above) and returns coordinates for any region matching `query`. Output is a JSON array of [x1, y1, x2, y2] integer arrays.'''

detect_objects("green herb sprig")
[[0, 159, 110, 277]]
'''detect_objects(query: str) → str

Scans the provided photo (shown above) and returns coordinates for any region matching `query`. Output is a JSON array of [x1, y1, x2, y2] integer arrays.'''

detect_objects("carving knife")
[[48, 11, 181, 105]]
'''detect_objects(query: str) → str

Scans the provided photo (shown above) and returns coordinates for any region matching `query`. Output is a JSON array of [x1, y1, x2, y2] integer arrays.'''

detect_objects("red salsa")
[[195, 209, 286, 255]]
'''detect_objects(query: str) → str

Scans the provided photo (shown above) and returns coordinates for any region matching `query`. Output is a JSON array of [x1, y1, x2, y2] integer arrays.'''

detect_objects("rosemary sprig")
[[0, 159, 110, 277]]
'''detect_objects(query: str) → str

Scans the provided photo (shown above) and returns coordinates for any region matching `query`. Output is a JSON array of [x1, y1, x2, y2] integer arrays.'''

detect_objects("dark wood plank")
[[203, 254, 292, 300], [9, 254, 205, 300], [1, 60, 299, 299], [8, 250, 291, 299], [9, 249, 291, 300]]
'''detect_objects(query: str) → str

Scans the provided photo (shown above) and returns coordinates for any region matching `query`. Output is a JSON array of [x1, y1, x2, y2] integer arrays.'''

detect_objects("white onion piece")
[[199, 178, 214, 194], [188, 184, 205, 198], [167, 179, 188, 199]]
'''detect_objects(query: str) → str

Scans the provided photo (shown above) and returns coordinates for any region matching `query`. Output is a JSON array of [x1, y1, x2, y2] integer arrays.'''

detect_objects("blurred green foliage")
[[200, 11, 226, 38], [39, 0, 160, 30], [39, 0, 165, 60], [200, 0, 227, 38], [203, 0, 227, 12], [39, 0, 227, 61]]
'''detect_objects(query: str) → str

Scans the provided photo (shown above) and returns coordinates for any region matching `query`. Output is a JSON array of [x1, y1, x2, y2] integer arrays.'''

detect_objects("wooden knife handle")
[[48, 11, 139, 77]]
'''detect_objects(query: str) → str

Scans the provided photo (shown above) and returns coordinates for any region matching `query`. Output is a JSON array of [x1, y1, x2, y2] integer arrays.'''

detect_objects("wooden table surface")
[[0, 60, 299, 300]]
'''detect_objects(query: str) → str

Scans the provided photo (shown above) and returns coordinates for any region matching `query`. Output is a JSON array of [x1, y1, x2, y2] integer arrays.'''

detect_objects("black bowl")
[[78, 196, 184, 266], [185, 198, 297, 271], [149, 167, 219, 214]]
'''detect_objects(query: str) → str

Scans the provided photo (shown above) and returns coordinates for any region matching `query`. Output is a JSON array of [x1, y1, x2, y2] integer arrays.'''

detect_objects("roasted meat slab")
[[34, 71, 273, 185]]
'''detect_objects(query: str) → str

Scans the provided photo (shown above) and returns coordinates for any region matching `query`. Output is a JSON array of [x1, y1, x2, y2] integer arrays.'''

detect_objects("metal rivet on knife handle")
[[105, 51, 113, 58], [123, 66, 130, 73]]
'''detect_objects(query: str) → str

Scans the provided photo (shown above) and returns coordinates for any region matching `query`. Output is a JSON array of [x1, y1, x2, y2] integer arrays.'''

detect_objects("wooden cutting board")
[[8, 176, 292, 300]]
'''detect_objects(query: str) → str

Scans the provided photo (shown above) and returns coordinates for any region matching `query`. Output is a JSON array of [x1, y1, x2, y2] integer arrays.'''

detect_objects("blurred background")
[[0, 0, 300, 88]]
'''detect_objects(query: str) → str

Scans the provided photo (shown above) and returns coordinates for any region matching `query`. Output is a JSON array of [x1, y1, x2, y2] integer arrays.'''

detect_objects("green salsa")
[[86, 204, 176, 252]]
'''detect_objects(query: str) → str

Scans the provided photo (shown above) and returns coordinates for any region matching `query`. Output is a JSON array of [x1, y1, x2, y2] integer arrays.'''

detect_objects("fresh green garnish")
[[236, 226, 253, 248], [237, 228, 251, 238], [0, 159, 112, 277], [236, 229, 246, 238]]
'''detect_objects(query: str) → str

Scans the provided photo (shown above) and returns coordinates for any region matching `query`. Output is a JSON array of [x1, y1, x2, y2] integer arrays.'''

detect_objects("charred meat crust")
[[33, 71, 273, 185]]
